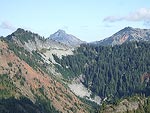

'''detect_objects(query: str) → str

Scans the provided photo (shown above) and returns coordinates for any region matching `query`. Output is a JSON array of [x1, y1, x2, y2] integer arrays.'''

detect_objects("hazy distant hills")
[[94, 27, 150, 46], [48, 29, 85, 47]]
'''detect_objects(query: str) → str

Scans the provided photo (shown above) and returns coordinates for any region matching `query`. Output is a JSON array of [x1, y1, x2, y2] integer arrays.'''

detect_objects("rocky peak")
[[95, 27, 150, 46], [14, 28, 26, 33], [7, 28, 44, 41], [51, 29, 68, 40], [56, 29, 66, 35], [48, 29, 85, 47], [115, 26, 134, 34], [122, 26, 134, 31]]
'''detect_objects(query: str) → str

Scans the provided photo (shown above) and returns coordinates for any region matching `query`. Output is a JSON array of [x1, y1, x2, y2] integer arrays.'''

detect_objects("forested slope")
[[54, 41, 150, 99]]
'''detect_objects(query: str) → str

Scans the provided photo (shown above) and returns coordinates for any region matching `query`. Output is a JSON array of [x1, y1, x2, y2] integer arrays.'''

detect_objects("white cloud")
[[103, 8, 150, 22], [0, 21, 16, 31], [103, 16, 123, 22]]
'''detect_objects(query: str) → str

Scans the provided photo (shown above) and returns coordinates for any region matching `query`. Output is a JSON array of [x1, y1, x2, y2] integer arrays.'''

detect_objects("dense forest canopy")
[[54, 41, 150, 99]]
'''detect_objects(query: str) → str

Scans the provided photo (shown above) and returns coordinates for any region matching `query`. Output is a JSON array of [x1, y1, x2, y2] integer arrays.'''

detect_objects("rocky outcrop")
[[103, 97, 145, 113], [48, 29, 85, 47], [94, 27, 150, 46]]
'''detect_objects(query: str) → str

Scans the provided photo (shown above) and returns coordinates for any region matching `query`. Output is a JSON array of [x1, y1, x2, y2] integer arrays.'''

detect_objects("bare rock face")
[[48, 29, 85, 47], [103, 97, 145, 113], [0, 38, 89, 113], [94, 27, 150, 46], [6, 28, 74, 64], [7, 28, 70, 51]]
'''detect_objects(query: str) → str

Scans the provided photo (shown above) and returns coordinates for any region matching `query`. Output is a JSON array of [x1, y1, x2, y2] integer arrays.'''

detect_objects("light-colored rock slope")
[[0, 39, 89, 113]]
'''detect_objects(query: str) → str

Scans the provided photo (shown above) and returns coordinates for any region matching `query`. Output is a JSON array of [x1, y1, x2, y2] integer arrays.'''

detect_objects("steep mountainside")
[[6, 28, 74, 65], [100, 95, 150, 113], [48, 29, 85, 47], [7, 28, 70, 51], [2, 27, 150, 113], [95, 27, 150, 46], [0, 38, 91, 113], [54, 42, 150, 100], [0, 97, 60, 113]]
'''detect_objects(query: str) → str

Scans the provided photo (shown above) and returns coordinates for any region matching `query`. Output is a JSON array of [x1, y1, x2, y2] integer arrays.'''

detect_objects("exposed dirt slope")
[[0, 39, 89, 113]]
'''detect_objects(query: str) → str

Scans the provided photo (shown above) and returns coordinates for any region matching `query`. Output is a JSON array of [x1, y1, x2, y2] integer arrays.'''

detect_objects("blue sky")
[[0, 0, 150, 42]]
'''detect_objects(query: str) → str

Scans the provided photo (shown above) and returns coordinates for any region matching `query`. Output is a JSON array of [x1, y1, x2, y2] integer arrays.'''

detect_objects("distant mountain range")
[[93, 27, 150, 46], [7, 28, 70, 51], [6, 27, 150, 47], [48, 29, 85, 47]]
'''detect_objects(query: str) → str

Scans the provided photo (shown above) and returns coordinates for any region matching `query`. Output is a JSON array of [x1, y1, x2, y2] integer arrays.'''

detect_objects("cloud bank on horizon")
[[0, 21, 16, 31], [103, 8, 150, 23]]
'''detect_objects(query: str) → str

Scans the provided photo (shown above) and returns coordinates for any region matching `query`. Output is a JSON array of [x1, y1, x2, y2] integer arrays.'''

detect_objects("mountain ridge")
[[7, 28, 70, 50], [1, 27, 150, 113], [94, 27, 150, 46], [0, 38, 91, 113], [7, 26, 150, 47], [48, 29, 85, 47]]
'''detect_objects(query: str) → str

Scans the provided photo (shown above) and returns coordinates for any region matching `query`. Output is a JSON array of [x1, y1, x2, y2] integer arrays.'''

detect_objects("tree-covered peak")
[[7, 28, 45, 44]]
